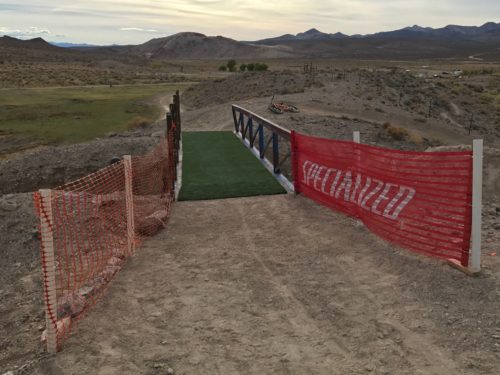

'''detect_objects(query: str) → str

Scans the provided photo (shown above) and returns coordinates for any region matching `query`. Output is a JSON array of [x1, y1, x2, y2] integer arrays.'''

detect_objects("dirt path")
[[32, 195, 500, 375], [2, 75, 500, 374]]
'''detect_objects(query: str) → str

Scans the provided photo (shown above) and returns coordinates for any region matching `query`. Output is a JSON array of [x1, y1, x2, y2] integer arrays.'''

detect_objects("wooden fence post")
[[123, 156, 135, 255], [175, 89, 181, 140], [39, 189, 58, 353], [166, 112, 176, 193]]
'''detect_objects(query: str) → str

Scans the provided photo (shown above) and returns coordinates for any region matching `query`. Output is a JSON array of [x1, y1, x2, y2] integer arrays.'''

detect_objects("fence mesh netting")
[[34, 133, 175, 349], [292, 132, 473, 265]]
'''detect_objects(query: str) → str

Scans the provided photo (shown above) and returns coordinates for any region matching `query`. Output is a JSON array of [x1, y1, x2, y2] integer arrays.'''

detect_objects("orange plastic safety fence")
[[33, 135, 175, 350]]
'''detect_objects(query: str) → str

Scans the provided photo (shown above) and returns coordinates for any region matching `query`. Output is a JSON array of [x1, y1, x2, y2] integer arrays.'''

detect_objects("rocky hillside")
[[128, 32, 294, 59]]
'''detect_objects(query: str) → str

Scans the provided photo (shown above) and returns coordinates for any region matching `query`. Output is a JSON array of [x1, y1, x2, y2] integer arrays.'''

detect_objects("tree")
[[240, 64, 247, 72], [255, 63, 268, 71], [246, 63, 255, 72], [227, 59, 237, 72], [218, 65, 227, 72]]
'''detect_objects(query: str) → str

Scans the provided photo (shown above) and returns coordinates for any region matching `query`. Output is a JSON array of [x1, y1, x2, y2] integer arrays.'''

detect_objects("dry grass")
[[0, 84, 178, 144], [383, 122, 423, 144], [126, 116, 152, 130]]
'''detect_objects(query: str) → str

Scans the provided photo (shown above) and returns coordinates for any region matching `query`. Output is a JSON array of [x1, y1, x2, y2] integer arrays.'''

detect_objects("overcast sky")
[[0, 0, 499, 45]]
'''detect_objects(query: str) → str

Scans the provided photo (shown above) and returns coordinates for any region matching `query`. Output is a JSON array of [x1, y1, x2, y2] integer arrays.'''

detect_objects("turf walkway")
[[178, 131, 286, 201]]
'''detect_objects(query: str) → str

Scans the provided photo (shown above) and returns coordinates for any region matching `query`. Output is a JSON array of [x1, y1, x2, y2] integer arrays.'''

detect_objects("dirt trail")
[[31, 195, 500, 375], [2, 75, 500, 374]]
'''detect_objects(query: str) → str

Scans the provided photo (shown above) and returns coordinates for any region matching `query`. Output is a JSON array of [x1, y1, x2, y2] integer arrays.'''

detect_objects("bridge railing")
[[231, 104, 294, 192]]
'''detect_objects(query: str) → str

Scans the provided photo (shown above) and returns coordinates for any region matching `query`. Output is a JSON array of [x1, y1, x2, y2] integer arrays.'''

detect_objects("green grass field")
[[178, 131, 286, 201], [0, 84, 185, 144]]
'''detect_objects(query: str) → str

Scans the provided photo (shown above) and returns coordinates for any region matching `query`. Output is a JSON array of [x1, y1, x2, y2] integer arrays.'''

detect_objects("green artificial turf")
[[178, 131, 286, 201]]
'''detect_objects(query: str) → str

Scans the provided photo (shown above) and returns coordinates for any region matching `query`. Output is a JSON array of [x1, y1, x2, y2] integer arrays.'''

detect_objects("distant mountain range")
[[247, 22, 500, 60], [50, 42, 100, 48], [0, 35, 135, 62], [246, 28, 348, 45], [2, 22, 500, 61], [252, 22, 500, 44], [0, 36, 75, 61]]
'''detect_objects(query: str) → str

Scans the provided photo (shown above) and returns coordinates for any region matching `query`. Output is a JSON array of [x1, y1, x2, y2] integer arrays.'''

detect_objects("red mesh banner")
[[33, 134, 176, 350], [291, 132, 473, 266]]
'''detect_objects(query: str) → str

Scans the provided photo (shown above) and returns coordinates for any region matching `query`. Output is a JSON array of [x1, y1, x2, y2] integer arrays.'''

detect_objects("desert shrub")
[[239, 64, 247, 72], [279, 87, 292, 95], [126, 116, 150, 130], [408, 132, 423, 144], [480, 95, 494, 104], [383, 122, 423, 144], [386, 126, 407, 140], [150, 61, 163, 70], [125, 102, 151, 114], [463, 68, 494, 76], [218, 65, 227, 72], [247, 63, 255, 71], [279, 85, 304, 95]]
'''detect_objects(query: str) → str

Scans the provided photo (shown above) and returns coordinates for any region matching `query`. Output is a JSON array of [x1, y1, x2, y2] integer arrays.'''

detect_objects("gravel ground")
[[1, 73, 499, 374], [27, 195, 500, 375], [0, 127, 165, 195]]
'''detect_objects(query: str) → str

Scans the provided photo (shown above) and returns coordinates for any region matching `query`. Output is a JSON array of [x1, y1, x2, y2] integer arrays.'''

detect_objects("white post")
[[352, 130, 362, 221], [353, 131, 360, 143], [123, 156, 135, 255], [39, 189, 58, 354], [470, 139, 483, 272]]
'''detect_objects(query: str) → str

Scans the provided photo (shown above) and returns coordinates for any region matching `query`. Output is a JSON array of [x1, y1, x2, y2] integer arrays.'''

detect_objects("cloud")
[[0, 3, 52, 13], [119, 27, 158, 33], [1, 0, 499, 44], [0, 26, 50, 39]]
